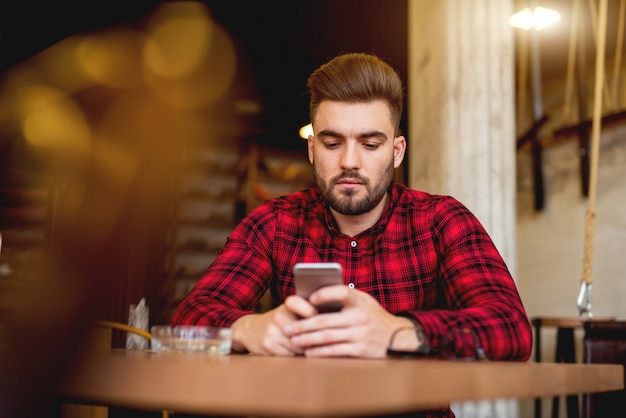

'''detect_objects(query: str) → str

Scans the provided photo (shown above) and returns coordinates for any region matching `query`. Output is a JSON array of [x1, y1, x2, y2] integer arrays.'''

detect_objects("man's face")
[[307, 99, 405, 216]]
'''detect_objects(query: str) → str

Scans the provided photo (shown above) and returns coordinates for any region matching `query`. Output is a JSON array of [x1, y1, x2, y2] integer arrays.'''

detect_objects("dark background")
[[0, 1, 409, 151], [2, 0, 623, 150]]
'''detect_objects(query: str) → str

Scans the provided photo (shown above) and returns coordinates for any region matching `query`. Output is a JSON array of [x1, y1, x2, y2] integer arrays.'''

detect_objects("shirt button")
[[350, 240, 357, 248], [348, 283, 355, 289]]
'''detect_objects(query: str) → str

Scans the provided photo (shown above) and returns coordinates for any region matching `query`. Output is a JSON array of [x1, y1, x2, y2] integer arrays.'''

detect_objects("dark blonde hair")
[[306, 52, 404, 135]]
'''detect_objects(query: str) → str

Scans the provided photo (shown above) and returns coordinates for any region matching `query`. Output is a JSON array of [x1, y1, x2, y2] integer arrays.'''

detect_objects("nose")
[[340, 141, 361, 170]]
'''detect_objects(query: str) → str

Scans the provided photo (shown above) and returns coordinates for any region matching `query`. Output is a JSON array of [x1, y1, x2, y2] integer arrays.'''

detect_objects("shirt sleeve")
[[408, 196, 533, 361], [170, 201, 277, 328]]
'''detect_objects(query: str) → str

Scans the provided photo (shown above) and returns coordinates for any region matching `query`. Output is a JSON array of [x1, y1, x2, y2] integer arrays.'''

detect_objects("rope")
[[562, 0, 581, 121], [588, 0, 613, 108], [580, 0, 608, 287], [611, 0, 626, 109], [516, 0, 529, 128]]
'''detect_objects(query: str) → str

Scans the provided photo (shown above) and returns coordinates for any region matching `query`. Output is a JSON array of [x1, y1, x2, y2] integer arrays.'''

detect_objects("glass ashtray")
[[151, 325, 231, 355]]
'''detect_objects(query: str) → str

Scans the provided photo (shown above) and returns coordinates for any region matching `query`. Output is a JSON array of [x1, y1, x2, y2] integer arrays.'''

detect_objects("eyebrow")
[[317, 129, 388, 141]]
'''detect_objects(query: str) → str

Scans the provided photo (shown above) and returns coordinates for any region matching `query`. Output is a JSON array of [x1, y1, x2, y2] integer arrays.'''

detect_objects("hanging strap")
[[578, 0, 608, 321]]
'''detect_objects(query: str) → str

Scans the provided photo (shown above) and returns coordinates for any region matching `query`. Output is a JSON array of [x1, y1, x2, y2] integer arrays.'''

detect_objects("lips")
[[337, 178, 363, 185]]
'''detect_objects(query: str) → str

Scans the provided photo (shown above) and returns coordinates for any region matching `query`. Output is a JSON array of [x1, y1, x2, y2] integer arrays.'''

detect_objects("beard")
[[314, 161, 395, 216]]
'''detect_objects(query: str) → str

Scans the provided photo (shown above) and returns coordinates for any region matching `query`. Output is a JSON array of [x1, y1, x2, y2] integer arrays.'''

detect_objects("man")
[[172, 52, 532, 362]]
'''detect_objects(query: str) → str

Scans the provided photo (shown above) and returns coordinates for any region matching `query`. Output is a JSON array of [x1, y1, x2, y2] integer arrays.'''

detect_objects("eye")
[[323, 141, 340, 149], [363, 142, 381, 150]]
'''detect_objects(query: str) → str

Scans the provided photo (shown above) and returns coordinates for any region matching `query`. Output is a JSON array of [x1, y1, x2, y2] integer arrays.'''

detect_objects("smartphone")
[[293, 262, 344, 313]]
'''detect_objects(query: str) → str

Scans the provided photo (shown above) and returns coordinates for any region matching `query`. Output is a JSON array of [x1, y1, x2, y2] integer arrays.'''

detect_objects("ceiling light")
[[509, 7, 560, 30]]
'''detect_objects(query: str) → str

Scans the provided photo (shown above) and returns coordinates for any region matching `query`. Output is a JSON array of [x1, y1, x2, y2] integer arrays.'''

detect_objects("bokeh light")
[[77, 29, 147, 89], [142, 2, 237, 109], [20, 85, 91, 156]]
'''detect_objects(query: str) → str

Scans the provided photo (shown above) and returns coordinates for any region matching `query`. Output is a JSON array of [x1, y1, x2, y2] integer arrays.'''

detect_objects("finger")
[[288, 303, 369, 338], [290, 324, 352, 349], [284, 294, 317, 318], [309, 285, 351, 308], [267, 340, 304, 356], [303, 342, 360, 358], [257, 326, 304, 356], [258, 341, 301, 356]]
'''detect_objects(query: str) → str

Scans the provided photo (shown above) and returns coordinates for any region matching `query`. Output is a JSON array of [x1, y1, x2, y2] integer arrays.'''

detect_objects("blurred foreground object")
[[127, 298, 149, 350], [0, 2, 260, 416]]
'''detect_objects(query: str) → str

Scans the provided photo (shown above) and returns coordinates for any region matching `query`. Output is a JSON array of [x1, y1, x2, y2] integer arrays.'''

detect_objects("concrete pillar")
[[408, 2, 518, 417], [407, 0, 516, 272]]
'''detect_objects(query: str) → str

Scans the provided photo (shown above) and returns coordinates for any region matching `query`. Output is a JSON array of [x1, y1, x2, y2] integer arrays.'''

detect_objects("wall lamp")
[[299, 123, 313, 139]]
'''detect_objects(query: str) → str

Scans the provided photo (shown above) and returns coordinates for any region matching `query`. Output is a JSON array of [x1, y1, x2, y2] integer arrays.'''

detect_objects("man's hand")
[[230, 294, 318, 356], [283, 285, 416, 358]]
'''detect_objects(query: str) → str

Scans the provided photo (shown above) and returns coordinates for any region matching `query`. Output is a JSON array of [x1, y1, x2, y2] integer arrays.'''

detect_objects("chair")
[[582, 320, 626, 418], [532, 316, 583, 418]]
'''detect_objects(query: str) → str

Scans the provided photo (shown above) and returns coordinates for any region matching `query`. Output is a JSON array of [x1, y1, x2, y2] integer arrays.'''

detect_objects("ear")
[[393, 135, 406, 168], [307, 135, 315, 164]]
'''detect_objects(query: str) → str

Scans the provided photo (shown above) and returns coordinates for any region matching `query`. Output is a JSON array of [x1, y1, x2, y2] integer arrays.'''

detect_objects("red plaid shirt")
[[171, 182, 532, 361]]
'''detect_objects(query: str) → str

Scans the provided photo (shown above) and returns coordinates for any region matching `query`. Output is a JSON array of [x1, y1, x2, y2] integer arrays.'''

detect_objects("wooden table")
[[58, 350, 624, 417]]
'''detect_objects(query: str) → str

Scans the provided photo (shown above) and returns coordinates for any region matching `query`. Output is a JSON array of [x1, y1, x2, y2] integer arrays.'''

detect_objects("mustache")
[[331, 171, 369, 185]]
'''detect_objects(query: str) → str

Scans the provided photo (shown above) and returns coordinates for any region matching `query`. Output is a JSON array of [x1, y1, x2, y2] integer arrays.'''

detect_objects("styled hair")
[[306, 52, 404, 134]]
